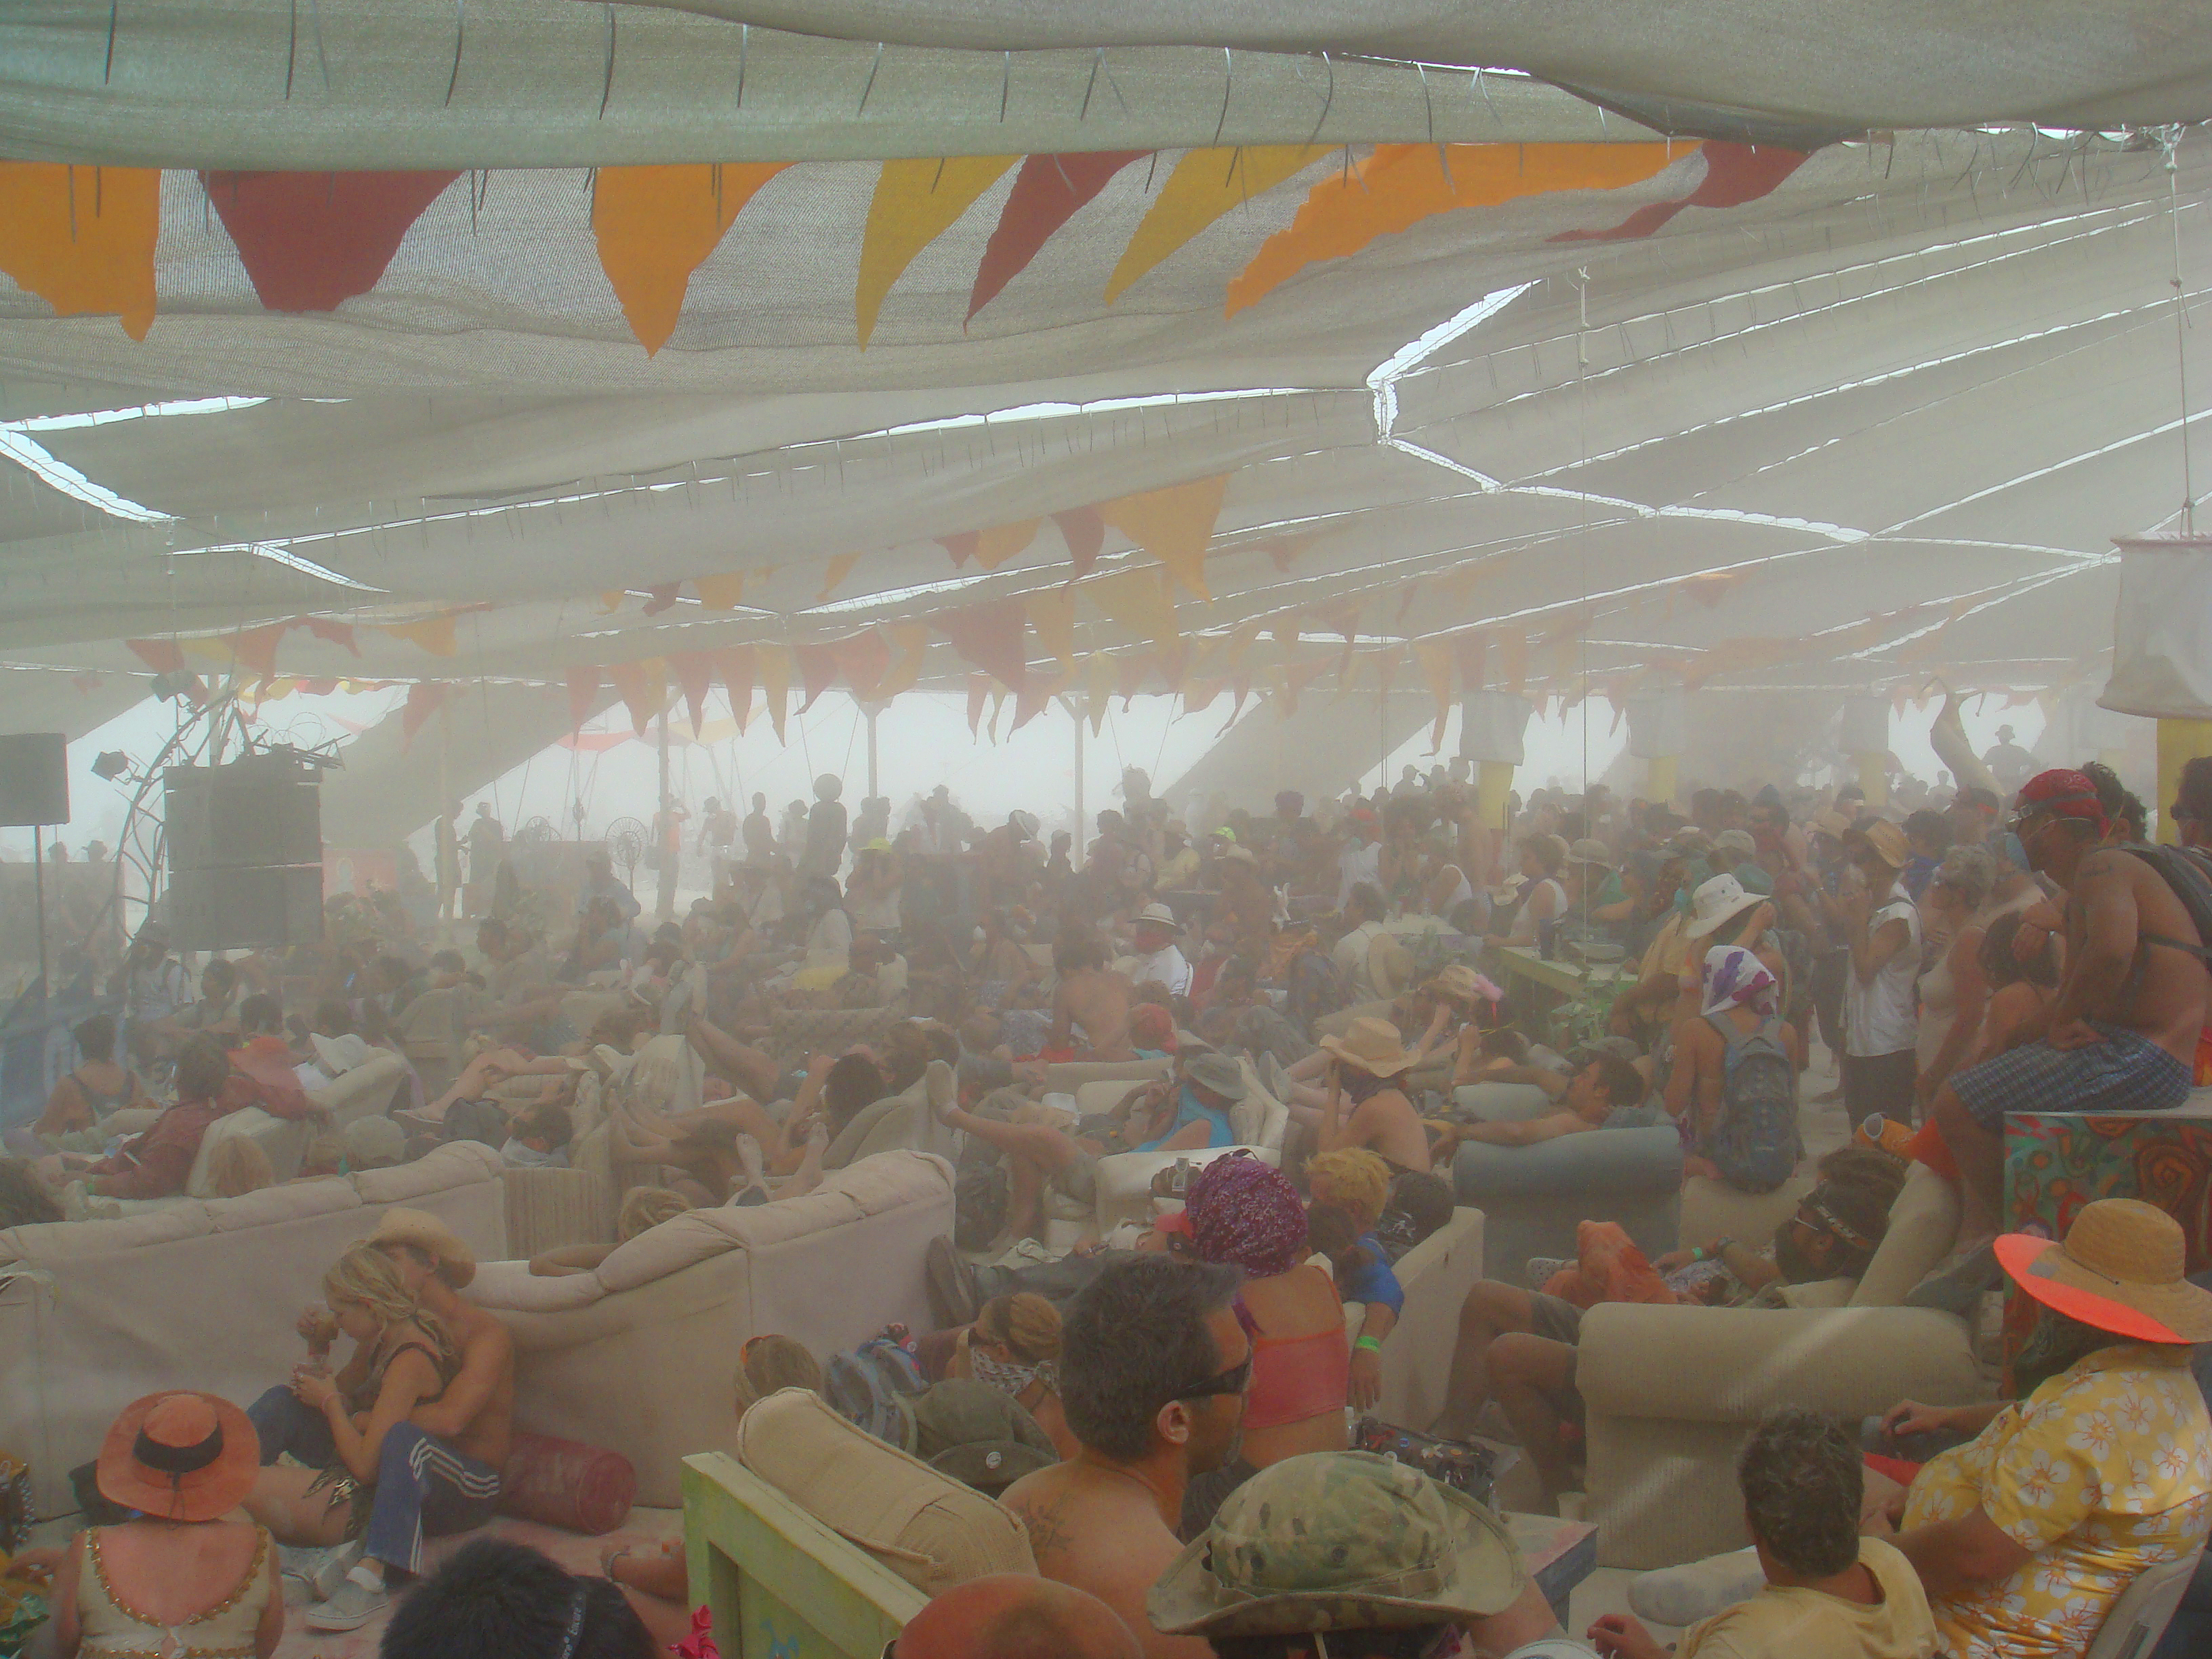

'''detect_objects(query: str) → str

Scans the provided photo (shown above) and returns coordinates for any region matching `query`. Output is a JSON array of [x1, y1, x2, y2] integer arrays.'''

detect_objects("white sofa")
[[470, 1149, 956, 1507], [0, 1139, 506, 1517]]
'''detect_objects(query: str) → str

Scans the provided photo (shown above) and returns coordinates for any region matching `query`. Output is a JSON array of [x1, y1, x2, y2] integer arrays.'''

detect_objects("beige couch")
[[470, 1150, 956, 1507], [1362, 1206, 1486, 1432], [0, 1139, 507, 1517], [1576, 1161, 1984, 1568]]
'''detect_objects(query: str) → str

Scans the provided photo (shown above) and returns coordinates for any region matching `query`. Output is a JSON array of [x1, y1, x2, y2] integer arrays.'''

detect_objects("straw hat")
[[1149, 1452, 1523, 1637], [1566, 838, 1614, 869], [1810, 807, 1856, 840], [1425, 963, 1502, 1008], [1683, 873, 1763, 940], [366, 1206, 477, 1288], [98, 1391, 260, 1523], [1134, 902, 1183, 932], [1855, 819, 1911, 871], [1183, 1052, 1250, 1103], [1994, 1199, 2212, 1344], [1367, 934, 1416, 998], [1319, 1016, 1418, 1078]]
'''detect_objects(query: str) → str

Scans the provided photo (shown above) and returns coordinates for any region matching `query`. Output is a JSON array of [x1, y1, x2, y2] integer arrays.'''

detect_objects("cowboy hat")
[[1683, 873, 1763, 940], [1134, 902, 1184, 932], [1319, 1016, 1418, 1079], [1994, 1199, 2212, 1344], [1183, 1051, 1250, 1103], [1424, 963, 1502, 1007], [1367, 934, 1416, 999], [365, 1206, 477, 1288], [98, 1391, 260, 1523], [1810, 807, 1856, 840], [1149, 1452, 1524, 1637], [1566, 838, 1614, 868], [308, 1031, 373, 1078], [1854, 819, 1912, 871]]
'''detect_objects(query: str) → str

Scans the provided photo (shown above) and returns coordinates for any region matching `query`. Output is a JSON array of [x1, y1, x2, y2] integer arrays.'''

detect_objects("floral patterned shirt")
[[1902, 1343, 2212, 1658]]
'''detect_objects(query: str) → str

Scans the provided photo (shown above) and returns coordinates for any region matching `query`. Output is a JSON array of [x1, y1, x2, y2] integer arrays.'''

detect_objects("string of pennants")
[[0, 143, 1804, 347]]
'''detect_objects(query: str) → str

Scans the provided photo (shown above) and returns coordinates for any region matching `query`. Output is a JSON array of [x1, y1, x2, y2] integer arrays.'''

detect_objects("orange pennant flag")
[[1085, 653, 1116, 735], [1099, 474, 1228, 598], [605, 659, 669, 736], [1497, 630, 1529, 694], [974, 519, 1042, 571], [592, 163, 787, 355], [1086, 566, 1181, 653], [817, 552, 862, 602], [0, 163, 160, 340], [966, 673, 992, 739], [380, 613, 458, 656], [1107, 146, 1330, 304], [399, 683, 452, 750], [695, 572, 747, 611], [1027, 588, 1076, 667], [757, 644, 791, 742], [1229, 142, 1682, 317], [1413, 638, 1456, 747], [857, 155, 1019, 348], [715, 646, 755, 730], [565, 666, 602, 731], [874, 622, 931, 700]]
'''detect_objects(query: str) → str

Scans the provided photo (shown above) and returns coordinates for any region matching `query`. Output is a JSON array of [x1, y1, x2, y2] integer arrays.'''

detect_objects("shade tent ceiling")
[[1, 5, 2209, 771]]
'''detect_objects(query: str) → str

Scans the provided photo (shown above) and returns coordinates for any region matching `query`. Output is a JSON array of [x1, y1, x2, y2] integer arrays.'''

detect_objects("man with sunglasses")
[[1929, 769, 2209, 1226], [1000, 1255, 1250, 1659]]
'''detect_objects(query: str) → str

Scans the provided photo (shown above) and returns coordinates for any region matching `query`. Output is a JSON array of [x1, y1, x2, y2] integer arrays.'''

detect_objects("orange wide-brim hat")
[[98, 1391, 261, 1523], [1994, 1199, 2212, 1345]]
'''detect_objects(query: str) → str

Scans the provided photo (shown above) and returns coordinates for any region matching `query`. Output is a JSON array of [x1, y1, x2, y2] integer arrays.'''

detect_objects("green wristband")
[[1354, 1335, 1382, 1353]]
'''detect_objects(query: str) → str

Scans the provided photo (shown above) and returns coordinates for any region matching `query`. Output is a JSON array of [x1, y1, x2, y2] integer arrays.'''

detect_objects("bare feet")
[[787, 1122, 830, 1197], [924, 1058, 957, 1124]]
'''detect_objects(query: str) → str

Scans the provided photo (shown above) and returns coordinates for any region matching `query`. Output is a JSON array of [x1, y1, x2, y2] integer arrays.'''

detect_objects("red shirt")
[[87, 1097, 221, 1200]]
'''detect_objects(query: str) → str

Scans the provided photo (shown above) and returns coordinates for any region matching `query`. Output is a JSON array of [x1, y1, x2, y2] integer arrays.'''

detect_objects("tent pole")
[[657, 707, 675, 920], [1073, 705, 1085, 841], [866, 705, 879, 799], [32, 824, 47, 1006]]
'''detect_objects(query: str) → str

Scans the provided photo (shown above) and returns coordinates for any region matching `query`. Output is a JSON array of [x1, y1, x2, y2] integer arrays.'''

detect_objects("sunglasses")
[[1174, 1353, 1253, 1402]]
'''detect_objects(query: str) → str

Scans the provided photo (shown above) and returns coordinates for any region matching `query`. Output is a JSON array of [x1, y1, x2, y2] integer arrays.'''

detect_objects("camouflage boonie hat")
[[1147, 1452, 1524, 1637]]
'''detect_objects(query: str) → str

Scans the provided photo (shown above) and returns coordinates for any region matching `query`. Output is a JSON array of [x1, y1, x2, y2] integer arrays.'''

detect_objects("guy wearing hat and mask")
[[575, 844, 642, 924], [1872, 1199, 2212, 1659], [1819, 820, 1921, 1131], [1928, 769, 2210, 1223], [1147, 1450, 1565, 1658], [1129, 903, 1194, 998]]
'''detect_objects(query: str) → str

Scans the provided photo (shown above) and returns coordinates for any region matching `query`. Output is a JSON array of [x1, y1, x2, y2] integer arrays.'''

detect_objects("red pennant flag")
[[716, 647, 756, 730], [940, 531, 979, 569], [298, 616, 359, 654], [203, 170, 461, 311], [1054, 506, 1105, 579], [127, 637, 186, 673], [1552, 143, 1807, 243], [670, 651, 715, 732], [605, 661, 666, 736], [1011, 677, 1054, 732], [565, 667, 602, 732], [832, 628, 894, 700], [400, 682, 451, 750], [939, 597, 1030, 690], [232, 623, 285, 678], [301, 677, 337, 696], [642, 583, 682, 615], [969, 151, 1148, 321], [795, 642, 838, 713]]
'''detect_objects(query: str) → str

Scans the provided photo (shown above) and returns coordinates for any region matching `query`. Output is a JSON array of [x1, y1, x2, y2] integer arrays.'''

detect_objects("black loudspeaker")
[[0, 732, 68, 827], [164, 753, 323, 870], [167, 866, 325, 949], [163, 753, 324, 949]]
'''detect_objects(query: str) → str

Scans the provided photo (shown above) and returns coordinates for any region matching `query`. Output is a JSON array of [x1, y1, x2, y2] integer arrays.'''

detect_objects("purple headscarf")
[[1183, 1152, 1308, 1278], [1700, 943, 1778, 1019]]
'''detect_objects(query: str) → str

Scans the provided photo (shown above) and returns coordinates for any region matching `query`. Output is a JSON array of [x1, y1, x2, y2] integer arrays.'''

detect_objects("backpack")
[[1702, 1012, 1801, 1194], [1375, 1170, 1457, 1262], [823, 1336, 927, 1443], [2121, 843, 2212, 960]]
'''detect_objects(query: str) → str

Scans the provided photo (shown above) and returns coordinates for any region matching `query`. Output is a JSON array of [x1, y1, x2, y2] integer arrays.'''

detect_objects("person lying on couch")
[[1454, 1054, 1643, 1148], [1870, 1200, 2212, 1659]]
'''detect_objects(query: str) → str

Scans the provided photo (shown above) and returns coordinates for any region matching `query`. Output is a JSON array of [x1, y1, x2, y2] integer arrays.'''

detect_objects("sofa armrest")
[[1372, 1208, 1485, 1431], [504, 1166, 617, 1259], [1453, 1126, 1682, 1200]]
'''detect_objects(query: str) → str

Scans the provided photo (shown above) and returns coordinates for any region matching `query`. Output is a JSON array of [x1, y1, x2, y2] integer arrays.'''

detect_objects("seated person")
[[155, 957, 245, 1048], [41, 1033, 232, 1202], [1271, 1017, 1431, 1174], [935, 1052, 1248, 1242], [1050, 932, 1137, 1061], [1591, 1407, 1937, 1659], [28, 1011, 151, 1152], [499, 1097, 574, 1168], [1433, 1149, 1904, 1467], [1454, 1053, 1643, 1148], [0, 1156, 64, 1227], [1873, 1200, 2212, 1659], [529, 1187, 693, 1276], [387, 1538, 655, 1658], [1664, 943, 1800, 1190], [951, 1292, 1078, 1460], [834, 929, 909, 1008], [1449, 1023, 1568, 1092]]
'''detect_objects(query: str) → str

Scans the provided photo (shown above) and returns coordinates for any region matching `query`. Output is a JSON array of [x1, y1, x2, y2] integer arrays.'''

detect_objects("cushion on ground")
[[1847, 1159, 1963, 1307]]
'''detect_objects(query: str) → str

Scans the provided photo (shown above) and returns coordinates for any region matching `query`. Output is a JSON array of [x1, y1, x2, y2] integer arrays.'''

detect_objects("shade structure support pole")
[[1645, 755, 1677, 808], [657, 708, 675, 919], [1477, 761, 1513, 832], [866, 706, 880, 800], [1073, 708, 1086, 840]]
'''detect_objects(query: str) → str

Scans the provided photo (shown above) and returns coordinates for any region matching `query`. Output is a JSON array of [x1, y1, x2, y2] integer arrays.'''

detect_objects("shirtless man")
[[1932, 769, 2210, 1225], [1000, 1256, 1247, 1659], [245, 1210, 512, 1631], [1292, 1015, 1432, 1172], [1050, 933, 1135, 1060], [1457, 1054, 1642, 1149]]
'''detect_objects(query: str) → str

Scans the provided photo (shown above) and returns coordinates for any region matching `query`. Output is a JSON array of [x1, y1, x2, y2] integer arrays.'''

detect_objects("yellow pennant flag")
[[1099, 474, 1228, 598], [1085, 652, 1117, 735], [1086, 566, 1181, 653], [695, 572, 747, 610], [757, 644, 791, 742], [974, 519, 1042, 571], [857, 155, 1019, 347], [592, 163, 788, 355], [1413, 638, 1456, 747], [1027, 588, 1076, 667], [817, 552, 862, 601], [0, 163, 160, 340], [872, 622, 931, 700], [1107, 146, 1330, 304], [381, 613, 458, 656]]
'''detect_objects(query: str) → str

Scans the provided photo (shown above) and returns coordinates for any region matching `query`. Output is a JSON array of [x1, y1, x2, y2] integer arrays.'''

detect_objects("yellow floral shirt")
[[1902, 1343, 2212, 1658]]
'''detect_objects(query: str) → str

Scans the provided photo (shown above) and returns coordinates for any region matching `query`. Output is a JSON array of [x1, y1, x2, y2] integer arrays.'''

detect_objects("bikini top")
[[348, 1337, 457, 1413]]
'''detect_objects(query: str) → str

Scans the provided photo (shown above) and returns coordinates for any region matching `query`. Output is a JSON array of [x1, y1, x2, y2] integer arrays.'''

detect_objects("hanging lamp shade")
[[2102, 534, 2212, 720]]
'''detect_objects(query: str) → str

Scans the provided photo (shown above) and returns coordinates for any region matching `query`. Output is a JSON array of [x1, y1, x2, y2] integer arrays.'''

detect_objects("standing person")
[[466, 802, 504, 913], [779, 798, 810, 859], [697, 796, 737, 891], [1982, 724, 2039, 798], [117, 922, 190, 1068], [1912, 846, 1996, 1112], [1825, 821, 1920, 1130], [802, 775, 848, 880], [44, 1391, 284, 1658], [1335, 808, 1384, 909], [1930, 771, 2209, 1222], [1000, 1255, 1251, 1659], [435, 801, 464, 924], [1664, 945, 1801, 1191], [741, 792, 776, 866]]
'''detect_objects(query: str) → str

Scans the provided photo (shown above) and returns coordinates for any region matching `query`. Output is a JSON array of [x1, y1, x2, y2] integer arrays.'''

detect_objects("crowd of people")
[[5, 743, 2212, 1659]]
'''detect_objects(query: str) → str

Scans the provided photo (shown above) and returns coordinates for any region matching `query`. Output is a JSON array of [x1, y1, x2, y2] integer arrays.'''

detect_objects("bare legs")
[[1931, 1084, 2003, 1237], [933, 1099, 1087, 1242], [1433, 1280, 1538, 1438], [685, 1016, 782, 1104], [1490, 1334, 1580, 1510], [243, 1465, 354, 1547]]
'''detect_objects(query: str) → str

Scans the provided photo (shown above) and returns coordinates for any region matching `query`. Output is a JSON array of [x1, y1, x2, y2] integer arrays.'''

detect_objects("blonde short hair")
[[617, 1186, 692, 1241], [1305, 1147, 1391, 1231], [975, 1292, 1061, 1365], [205, 1135, 274, 1199], [734, 1334, 822, 1412]]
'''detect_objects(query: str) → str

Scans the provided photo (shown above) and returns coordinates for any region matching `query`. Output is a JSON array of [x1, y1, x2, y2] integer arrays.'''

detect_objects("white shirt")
[[1130, 944, 1193, 997], [1336, 840, 1382, 908], [850, 886, 904, 932], [1845, 886, 1922, 1057], [1332, 920, 1387, 999]]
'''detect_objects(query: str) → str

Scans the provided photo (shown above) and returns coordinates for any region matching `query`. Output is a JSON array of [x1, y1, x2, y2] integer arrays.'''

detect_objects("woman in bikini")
[[242, 1245, 459, 1553], [28, 1013, 152, 1154]]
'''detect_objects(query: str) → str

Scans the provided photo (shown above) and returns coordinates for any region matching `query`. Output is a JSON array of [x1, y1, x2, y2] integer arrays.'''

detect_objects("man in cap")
[[1002, 1255, 1250, 1659], [1981, 723, 2039, 798], [1929, 770, 2210, 1221], [1873, 1200, 2212, 1659], [1590, 1408, 1936, 1659], [1818, 820, 1921, 1130], [893, 1578, 1143, 1659], [1706, 829, 1773, 897], [575, 844, 642, 924], [1128, 903, 1194, 998], [255, 1209, 514, 1630], [1146, 1450, 1564, 1658]]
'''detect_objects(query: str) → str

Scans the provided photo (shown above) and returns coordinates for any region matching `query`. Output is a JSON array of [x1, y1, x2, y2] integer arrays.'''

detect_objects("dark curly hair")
[[1059, 1255, 1240, 1462], [1737, 1407, 1863, 1578]]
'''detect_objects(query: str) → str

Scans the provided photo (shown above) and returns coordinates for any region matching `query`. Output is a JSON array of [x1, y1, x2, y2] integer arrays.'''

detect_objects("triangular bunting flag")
[[1053, 506, 1105, 579], [1107, 146, 1330, 304], [0, 163, 160, 340], [204, 169, 460, 311], [592, 163, 787, 354], [757, 644, 790, 742], [857, 155, 1019, 347], [565, 666, 602, 732], [1099, 474, 1228, 598], [970, 151, 1148, 321], [670, 651, 715, 733]]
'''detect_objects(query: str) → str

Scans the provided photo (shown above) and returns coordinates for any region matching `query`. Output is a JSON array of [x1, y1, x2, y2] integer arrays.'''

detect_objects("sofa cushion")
[[2, 1201, 215, 1263], [186, 1107, 307, 1197], [310, 1050, 410, 1128], [827, 1151, 955, 1217], [207, 1178, 362, 1233], [354, 1139, 504, 1202], [1454, 1125, 1682, 1200], [470, 1258, 611, 1313], [1847, 1160, 1962, 1308], [1451, 1082, 1557, 1124]]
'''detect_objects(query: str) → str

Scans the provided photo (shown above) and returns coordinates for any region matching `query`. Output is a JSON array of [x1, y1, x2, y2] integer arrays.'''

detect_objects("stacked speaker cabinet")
[[164, 752, 325, 949]]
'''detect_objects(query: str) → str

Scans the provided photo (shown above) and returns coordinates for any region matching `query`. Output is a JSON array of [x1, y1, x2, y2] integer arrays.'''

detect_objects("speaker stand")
[[30, 823, 47, 1006]]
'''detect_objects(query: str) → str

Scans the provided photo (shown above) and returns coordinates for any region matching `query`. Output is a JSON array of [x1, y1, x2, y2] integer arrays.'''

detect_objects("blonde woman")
[[242, 1246, 470, 1630], [205, 1136, 276, 1200], [956, 1294, 1076, 1458], [529, 1187, 695, 1277]]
